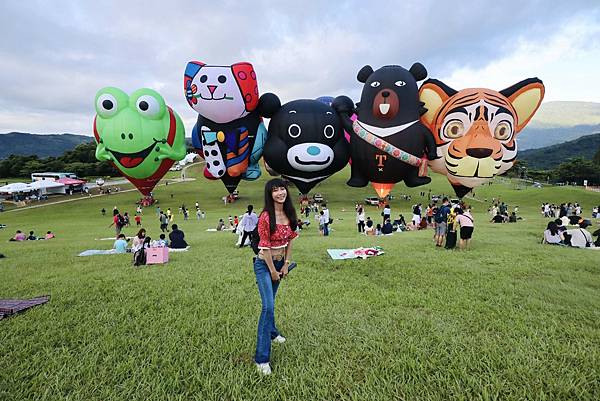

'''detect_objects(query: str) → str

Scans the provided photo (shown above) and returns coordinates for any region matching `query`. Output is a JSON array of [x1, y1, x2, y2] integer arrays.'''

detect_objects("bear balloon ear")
[[499, 78, 545, 132], [357, 65, 374, 83], [409, 62, 428, 81], [258, 93, 281, 118]]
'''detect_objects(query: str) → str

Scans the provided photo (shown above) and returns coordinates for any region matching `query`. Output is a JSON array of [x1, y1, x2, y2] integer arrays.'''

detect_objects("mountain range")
[[518, 133, 600, 170], [1, 101, 599, 162]]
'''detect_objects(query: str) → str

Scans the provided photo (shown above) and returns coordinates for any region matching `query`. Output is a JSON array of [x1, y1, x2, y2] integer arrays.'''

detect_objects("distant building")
[[31, 172, 78, 182]]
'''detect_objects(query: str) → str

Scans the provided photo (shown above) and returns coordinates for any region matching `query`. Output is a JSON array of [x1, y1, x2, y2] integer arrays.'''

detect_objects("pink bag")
[[146, 247, 169, 264]]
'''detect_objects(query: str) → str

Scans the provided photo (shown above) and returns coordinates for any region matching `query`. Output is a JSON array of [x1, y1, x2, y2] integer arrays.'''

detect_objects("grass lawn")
[[1, 166, 599, 401]]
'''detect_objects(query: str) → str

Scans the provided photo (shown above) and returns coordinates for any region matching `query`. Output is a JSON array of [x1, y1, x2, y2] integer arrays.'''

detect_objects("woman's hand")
[[270, 269, 281, 282], [280, 263, 289, 278]]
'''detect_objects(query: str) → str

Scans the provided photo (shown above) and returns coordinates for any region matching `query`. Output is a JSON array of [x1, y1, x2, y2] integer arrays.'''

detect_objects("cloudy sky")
[[1, 0, 599, 135]]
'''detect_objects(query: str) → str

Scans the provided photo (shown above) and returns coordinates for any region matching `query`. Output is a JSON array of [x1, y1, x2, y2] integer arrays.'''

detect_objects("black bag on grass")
[[133, 248, 147, 266]]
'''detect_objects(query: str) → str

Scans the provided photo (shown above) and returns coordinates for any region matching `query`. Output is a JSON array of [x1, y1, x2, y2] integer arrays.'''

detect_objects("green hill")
[[518, 133, 600, 169], [0, 132, 92, 159]]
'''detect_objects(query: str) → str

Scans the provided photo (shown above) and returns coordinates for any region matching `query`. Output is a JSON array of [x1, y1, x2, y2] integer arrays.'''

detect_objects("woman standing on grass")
[[254, 178, 298, 375], [455, 206, 474, 250]]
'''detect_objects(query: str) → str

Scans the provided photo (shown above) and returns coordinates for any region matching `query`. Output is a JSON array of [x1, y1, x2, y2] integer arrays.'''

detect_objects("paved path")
[[3, 178, 195, 214], [3, 162, 204, 214]]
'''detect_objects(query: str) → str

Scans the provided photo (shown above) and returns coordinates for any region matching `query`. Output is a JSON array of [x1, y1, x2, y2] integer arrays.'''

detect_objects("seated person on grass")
[[169, 224, 188, 249], [9, 230, 26, 241], [113, 234, 129, 253], [27, 231, 37, 240], [45, 231, 55, 239], [491, 212, 504, 223], [542, 222, 562, 245], [381, 219, 394, 235], [563, 220, 595, 249], [365, 220, 375, 236]]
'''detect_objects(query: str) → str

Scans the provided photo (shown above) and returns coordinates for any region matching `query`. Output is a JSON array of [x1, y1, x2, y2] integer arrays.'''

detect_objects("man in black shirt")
[[491, 213, 504, 223], [169, 224, 188, 249]]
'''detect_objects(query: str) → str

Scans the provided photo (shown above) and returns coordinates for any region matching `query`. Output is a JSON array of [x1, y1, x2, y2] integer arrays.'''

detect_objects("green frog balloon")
[[93, 87, 187, 195]]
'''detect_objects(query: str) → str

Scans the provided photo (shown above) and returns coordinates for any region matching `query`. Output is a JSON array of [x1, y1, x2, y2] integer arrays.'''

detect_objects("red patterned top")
[[257, 211, 298, 249]]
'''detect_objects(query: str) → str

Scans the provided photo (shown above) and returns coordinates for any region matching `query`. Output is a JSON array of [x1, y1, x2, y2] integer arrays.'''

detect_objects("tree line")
[[508, 148, 600, 185], [1, 140, 598, 185], [0, 142, 119, 178]]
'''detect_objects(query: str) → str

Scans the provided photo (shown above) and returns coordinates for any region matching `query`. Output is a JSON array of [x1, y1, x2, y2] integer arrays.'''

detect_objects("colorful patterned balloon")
[[184, 61, 277, 194]]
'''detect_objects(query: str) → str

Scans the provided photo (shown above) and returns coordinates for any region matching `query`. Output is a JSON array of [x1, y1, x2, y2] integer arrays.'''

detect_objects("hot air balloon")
[[333, 63, 437, 199], [419, 78, 544, 197], [184, 61, 278, 194], [262, 97, 350, 194], [93, 87, 187, 196]]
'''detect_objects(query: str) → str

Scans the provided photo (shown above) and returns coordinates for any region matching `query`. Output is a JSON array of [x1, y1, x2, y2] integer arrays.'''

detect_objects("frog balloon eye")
[[136, 95, 161, 117], [97, 94, 119, 117]]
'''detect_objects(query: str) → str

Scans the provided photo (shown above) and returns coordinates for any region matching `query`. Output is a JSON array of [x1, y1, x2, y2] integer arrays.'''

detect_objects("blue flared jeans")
[[254, 257, 284, 364]]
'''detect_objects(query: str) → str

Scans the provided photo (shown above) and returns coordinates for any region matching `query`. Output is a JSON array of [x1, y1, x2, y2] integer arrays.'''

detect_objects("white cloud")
[[0, 1, 599, 134], [440, 15, 600, 102]]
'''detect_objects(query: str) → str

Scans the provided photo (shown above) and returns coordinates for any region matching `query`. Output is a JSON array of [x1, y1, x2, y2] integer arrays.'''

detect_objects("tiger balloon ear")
[[499, 78, 545, 132], [419, 79, 457, 127]]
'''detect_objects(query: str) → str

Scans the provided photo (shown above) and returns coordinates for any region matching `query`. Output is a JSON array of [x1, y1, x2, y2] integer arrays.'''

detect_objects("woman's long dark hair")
[[262, 178, 297, 233], [546, 221, 558, 236]]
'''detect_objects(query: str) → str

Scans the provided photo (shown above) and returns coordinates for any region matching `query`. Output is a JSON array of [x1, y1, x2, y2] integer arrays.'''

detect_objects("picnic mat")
[[0, 295, 50, 320], [327, 247, 384, 260], [79, 247, 190, 256]]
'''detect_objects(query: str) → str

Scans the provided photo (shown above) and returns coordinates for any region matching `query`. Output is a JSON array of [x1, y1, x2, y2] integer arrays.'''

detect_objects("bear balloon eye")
[[136, 95, 161, 117], [323, 124, 335, 139], [395, 80, 406, 87], [199, 75, 208, 83], [370, 81, 381, 88], [97, 94, 118, 117], [288, 124, 301, 138], [218, 75, 227, 84]]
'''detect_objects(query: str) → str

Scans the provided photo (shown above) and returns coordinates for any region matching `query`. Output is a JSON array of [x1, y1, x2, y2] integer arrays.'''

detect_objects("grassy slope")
[[1, 166, 599, 401]]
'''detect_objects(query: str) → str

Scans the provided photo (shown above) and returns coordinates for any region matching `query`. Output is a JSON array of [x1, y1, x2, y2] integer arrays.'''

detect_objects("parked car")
[[313, 193, 324, 203], [232, 190, 240, 199], [365, 196, 381, 206]]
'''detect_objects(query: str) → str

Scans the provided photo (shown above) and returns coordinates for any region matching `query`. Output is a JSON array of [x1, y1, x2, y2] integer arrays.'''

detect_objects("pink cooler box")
[[146, 247, 169, 264]]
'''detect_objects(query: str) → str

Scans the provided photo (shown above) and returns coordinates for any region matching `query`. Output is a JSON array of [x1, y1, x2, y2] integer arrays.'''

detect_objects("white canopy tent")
[[0, 182, 32, 194], [28, 180, 66, 195]]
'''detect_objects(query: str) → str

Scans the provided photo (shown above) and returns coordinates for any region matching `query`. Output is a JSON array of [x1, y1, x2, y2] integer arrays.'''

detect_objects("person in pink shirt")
[[44, 231, 55, 239], [10, 230, 26, 241], [455, 206, 474, 250]]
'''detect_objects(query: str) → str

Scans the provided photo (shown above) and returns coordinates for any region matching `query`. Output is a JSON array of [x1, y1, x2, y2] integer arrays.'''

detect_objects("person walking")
[[356, 207, 365, 233], [434, 197, 451, 247], [239, 205, 258, 248], [322, 204, 330, 236], [382, 203, 391, 224], [253, 178, 298, 375], [455, 206, 474, 250], [159, 211, 169, 232]]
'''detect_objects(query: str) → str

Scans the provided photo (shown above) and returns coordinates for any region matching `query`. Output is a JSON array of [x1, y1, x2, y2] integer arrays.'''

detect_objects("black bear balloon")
[[262, 97, 350, 194], [333, 63, 437, 198]]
